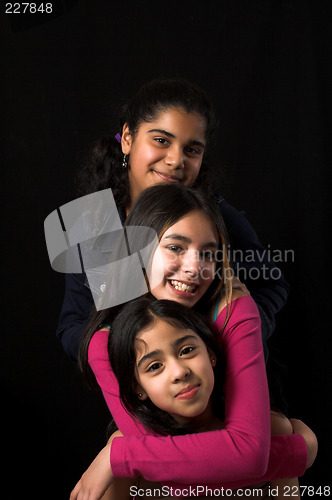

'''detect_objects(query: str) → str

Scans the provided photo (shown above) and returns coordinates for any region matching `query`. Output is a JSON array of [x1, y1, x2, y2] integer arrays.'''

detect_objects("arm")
[[70, 431, 121, 500], [110, 297, 270, 483], [91, 297, 307, 485], [56, 273, 94, 361], [217, 196, 290, 349], [88, 330, 152, 437]]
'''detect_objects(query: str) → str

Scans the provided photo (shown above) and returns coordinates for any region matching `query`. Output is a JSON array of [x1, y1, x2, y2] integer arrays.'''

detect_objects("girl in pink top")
[[71, 184, 316, 500], [98, 298, 304, 499]]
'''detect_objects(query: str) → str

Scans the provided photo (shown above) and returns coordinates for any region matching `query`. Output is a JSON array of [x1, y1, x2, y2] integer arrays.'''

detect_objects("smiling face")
[[135, 318, 216, 426], [121, 107, 207, 209], [147, 209, 219, 308]]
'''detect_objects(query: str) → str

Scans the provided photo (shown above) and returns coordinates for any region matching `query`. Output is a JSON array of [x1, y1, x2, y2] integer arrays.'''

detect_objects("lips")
[[153, 170, 183, 183], [175, 384, 200, 400]]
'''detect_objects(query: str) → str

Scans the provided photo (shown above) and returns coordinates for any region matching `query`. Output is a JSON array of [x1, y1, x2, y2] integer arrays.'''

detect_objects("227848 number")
[[5, 3, 53, 14], [283, 485, 330, 496]]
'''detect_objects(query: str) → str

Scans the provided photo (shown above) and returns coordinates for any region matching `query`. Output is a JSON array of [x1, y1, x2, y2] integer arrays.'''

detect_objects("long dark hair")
[[108, 297, 225, 436], [124, 183, 232, 310], [78, 184, 232, 389], [75, 78, 220, 211]]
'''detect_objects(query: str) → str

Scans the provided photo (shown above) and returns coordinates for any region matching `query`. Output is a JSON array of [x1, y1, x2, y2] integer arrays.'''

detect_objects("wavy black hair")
[[75, 77, 221, 211], [108, 297, 225, 436]]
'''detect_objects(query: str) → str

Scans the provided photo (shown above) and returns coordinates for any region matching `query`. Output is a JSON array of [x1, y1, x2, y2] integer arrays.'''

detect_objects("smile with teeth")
[[170, 280, 197, 293]]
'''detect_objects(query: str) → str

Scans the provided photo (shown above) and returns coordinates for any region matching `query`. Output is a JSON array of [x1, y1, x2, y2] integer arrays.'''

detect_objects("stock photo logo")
[[44, 189, 293, 310], [44, 189, 160, 310]]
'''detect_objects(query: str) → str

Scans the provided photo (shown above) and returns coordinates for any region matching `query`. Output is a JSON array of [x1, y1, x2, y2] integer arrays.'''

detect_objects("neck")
[[172, 401, 224, 433], [187, 414, 223, 433]]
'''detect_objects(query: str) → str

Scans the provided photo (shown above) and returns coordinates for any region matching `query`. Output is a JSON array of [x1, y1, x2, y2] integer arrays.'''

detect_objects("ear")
[[121, 123, 133, 155], [137, 391, 148, 401], [207, 348, 217, 367], [135, 384, 148, 401]]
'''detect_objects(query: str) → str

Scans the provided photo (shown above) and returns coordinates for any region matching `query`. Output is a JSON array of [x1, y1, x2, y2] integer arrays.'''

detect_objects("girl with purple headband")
[[57, 77, 289, 367], [53, 78, 315, 497]]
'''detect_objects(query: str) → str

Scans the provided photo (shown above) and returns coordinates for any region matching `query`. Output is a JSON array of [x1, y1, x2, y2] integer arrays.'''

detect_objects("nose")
[[170, 359, 190, 382], [165, 146, 184, 169], [182, 250, 201, 278]]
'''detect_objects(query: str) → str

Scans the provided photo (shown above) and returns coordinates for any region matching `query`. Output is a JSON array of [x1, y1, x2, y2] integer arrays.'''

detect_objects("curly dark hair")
[[75, 78, 221, 211]]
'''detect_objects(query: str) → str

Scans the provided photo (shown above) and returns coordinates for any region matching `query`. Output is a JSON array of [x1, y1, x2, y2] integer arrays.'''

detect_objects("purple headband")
[[115, 133, 122, 143]]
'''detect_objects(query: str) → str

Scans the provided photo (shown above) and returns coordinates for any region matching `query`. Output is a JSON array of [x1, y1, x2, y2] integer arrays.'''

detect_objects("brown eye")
[[201, 250, 216, 261], [147, 362, 162, 373], [166, 245, 184, 253], [185, 147, 201, 155], [180, 346, 195, 356], [154, 138, 169, 145]]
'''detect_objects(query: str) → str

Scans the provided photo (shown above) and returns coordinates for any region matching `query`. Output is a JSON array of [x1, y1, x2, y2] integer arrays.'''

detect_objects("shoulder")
[[227, 294, 261, 322], [88, 328, 110, 363], [213, 294, 261, 333], [213, 194, 245, 220], [65, 272, 90, 289], [215, 290, 249, 317]]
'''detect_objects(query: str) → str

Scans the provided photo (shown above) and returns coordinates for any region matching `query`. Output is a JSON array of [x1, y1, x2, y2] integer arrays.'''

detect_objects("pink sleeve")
[[108, 296, 307, 485], [88, 331, 155, 437]]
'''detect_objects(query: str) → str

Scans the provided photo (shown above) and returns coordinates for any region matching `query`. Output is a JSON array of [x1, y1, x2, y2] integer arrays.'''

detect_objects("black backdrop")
[[2, 1, 331, 497]]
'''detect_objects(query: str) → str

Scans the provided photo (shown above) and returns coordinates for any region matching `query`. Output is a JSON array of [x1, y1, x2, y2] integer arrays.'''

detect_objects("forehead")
[[135, 318, 201, 351], [161, 210, 219, 244], [139, 107, 207, 139]]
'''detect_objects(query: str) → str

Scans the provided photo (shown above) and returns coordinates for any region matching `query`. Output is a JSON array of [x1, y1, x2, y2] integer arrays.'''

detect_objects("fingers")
[[69, 481, 80, 500], [231, 276, 250, 296], [290, 418, 318, 468], [70, 479, 89, 500]]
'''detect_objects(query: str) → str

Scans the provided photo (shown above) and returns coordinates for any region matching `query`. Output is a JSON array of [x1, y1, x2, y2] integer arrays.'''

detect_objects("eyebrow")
[[137, 334, 198, 368], [164, 234, 218, 248], [137, 349, 161, 368], [147, 129, 205, 149]]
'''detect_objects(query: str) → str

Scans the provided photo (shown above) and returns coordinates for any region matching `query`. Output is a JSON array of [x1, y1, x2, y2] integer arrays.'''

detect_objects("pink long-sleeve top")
[[88, 296, 307, 488]]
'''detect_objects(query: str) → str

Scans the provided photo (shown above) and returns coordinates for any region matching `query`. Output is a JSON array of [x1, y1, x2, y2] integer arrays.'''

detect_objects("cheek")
[[130, 144, 160, 170], [142, 379, 167, 407], [164, 256, 179, 276], [200, 360, 215, 394], [183, 160, 202, 185], [200, 262, 216, 287], [147, 250, 179, 289], [147, 247, 164, 289]]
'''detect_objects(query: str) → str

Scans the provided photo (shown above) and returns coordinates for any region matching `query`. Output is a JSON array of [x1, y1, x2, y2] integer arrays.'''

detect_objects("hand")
[[70, 441, 113, 500], [290, 418, 318, 468], [231, 276, 250, 296]]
